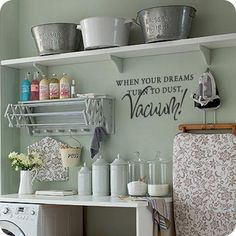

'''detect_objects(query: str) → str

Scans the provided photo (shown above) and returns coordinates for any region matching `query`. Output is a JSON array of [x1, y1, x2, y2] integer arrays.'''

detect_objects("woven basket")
[[60, 145, 82, 167]]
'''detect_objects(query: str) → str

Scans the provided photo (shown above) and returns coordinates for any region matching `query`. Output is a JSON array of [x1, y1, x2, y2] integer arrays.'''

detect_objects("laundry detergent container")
[[137, 5, 196, 43], [77, 16, 133, 50]]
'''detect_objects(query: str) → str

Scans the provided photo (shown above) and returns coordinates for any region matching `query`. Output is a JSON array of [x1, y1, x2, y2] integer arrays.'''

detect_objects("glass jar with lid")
[[148, 151, 171, 197], [127, 152, 147, 196]]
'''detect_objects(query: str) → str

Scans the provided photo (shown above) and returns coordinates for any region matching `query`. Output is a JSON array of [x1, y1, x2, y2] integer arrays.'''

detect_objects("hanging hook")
[[203, 110, 206, 124], [213, 110, 217, 124], [68, 129, 81, 146], [33, 63, 47, 77]]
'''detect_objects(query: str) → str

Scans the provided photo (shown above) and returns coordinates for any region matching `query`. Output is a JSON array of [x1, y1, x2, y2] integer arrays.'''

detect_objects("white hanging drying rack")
[[4, 96, 115, 136]]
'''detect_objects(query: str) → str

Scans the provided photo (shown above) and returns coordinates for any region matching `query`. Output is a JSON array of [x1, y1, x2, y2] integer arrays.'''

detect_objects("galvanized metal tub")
[[137, 5, 196, 43], [31, 23, 82, 56]]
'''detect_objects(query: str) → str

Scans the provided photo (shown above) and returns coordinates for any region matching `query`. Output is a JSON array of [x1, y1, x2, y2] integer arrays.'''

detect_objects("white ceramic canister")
[[92, 155, 109, 196], [110, 154, 128, 197], [78, 163, 92, 196]]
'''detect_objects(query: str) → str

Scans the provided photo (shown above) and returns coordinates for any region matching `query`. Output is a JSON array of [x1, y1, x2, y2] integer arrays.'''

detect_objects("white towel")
[[173, 133, 236, 236]]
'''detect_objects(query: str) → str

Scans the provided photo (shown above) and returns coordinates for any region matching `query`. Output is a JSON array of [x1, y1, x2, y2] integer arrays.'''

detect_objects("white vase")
[[18, 170, 34, 195]]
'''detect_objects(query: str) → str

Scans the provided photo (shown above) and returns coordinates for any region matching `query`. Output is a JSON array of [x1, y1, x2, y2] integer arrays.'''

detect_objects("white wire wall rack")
[[4, 96, 115, 136]]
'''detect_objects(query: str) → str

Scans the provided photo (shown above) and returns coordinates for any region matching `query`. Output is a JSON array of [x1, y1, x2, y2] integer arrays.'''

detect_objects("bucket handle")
[[68, 130, 82, 147], [134, 15, 141, 26], [31, 169, 38, 184], [124, 18, 140, 26], [189, 8, 196, 18]]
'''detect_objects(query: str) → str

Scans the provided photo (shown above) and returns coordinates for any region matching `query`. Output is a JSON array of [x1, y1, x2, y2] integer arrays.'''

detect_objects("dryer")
[[0, 203, 83, 236]]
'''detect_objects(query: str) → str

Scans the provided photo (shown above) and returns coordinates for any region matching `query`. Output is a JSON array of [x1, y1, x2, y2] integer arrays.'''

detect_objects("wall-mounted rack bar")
[[2, 33, 236, 72], [9, 111, 85, 117], [4, 96, 115, 136], [179, 123, 236, 135]]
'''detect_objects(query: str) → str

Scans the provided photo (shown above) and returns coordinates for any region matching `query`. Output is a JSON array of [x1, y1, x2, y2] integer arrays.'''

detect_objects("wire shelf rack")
[[4, 96, 115, 136]]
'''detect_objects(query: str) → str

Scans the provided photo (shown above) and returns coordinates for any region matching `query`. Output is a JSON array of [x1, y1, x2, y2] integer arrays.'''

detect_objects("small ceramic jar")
[[92, 155, 109, 196], [78, 163, 92, 196], [110, 154, 128, 197]]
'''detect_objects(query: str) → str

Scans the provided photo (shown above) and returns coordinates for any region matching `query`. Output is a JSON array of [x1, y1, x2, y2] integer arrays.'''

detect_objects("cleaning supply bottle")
[[39, 74, 49, 100], [30, 71, 40, 101], [60, 73, 71, 99], [49, 73, 59, 99], [70, 79, 77, 98], [20, 72, 31, 101]]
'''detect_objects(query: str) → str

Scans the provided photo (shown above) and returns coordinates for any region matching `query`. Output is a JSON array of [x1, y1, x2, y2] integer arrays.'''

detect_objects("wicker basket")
[[60, 145, 82, 167]]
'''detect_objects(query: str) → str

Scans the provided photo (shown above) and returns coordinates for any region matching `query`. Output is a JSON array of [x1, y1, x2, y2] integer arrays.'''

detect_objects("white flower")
[[8, 151, 18, 159], [12, 160, 17, 165], [8, 151, 43, 171]]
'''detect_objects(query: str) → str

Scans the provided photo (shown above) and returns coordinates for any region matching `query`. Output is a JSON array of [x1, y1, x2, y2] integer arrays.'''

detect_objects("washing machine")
[[0, 202, 83, 236]]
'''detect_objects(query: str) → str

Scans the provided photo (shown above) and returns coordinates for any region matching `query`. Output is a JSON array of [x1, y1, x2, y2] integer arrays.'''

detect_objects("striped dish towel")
[[147, 197, 171, 234]]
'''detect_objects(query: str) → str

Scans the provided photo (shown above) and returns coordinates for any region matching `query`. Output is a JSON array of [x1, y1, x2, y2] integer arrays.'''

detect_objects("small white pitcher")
[[18, 170, 37, 195]]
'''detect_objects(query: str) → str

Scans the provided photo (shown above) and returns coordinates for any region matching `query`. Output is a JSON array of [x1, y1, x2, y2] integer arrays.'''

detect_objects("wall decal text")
[[116, 74, 194, 120]]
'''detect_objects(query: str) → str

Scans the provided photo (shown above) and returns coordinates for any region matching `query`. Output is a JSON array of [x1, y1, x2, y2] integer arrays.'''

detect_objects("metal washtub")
[[31, 23, 82, 56], [137, 5, 196, 43]]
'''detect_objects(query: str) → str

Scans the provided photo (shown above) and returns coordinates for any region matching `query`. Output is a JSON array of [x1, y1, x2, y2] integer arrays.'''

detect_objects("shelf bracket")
[[33, 63, 48, 76], [199, 45, 211, 66], [109, 55, 123, 73]]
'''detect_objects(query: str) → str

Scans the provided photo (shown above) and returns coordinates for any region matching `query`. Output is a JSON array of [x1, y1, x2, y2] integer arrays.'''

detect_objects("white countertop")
[[0, 194, 148, 208], [0, 194, 172, 208]]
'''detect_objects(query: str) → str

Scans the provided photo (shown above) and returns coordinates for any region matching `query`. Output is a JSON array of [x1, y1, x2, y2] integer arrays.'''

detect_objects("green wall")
[[15, 0, 236, 189], [0, 0, 20, 194], [17, 0, 236, 59], [0, 0, 236, 235]]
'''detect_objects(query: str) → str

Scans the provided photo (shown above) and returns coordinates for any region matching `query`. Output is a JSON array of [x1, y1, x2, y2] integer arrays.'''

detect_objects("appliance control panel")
[[0, 203, 39, 221]]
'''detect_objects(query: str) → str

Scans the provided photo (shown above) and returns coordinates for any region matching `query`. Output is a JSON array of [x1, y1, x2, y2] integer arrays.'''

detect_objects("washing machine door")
[[0, 221, 25, 236]]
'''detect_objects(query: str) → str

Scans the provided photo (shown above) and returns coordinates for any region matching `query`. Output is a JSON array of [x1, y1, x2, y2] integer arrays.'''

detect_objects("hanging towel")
[[147, 197, 171, 235], [173, 133, 236, 236], [90, 127, 107, 158]]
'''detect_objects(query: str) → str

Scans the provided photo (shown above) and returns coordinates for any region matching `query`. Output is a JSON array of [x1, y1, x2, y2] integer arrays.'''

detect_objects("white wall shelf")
[[2, 33, 236, 72]]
